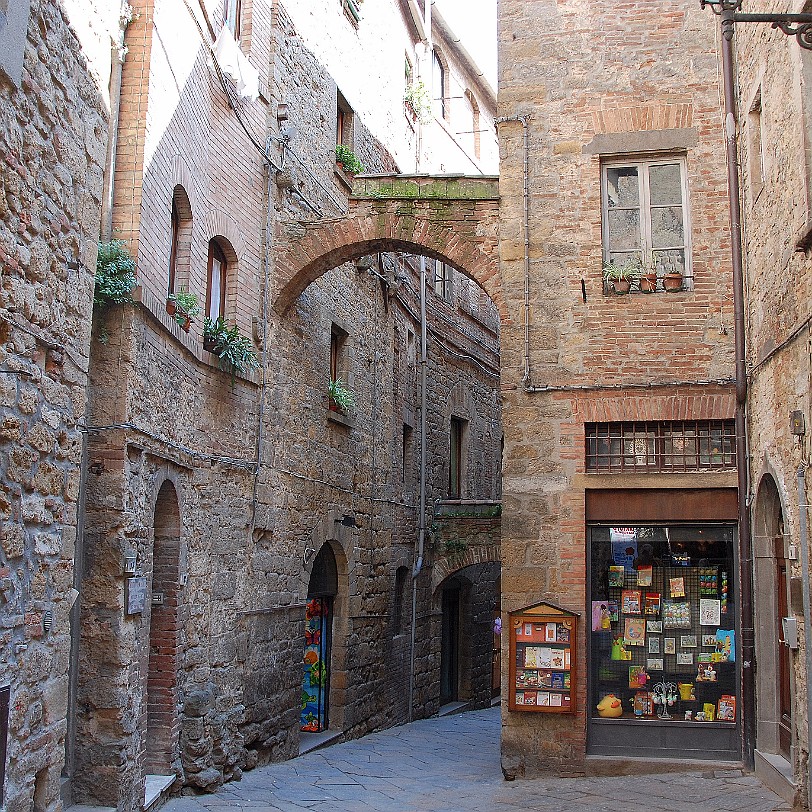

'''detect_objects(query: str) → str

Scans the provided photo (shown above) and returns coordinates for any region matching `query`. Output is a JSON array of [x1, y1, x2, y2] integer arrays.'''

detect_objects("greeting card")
[[644, 592, 661, 616], [669, 576, 686, 598], [699, 598, 721, 626], [624, 617, 646, 646], [636, 565, 653, 587], [622, 589, 642, 615], [608, 565, 625, 588]]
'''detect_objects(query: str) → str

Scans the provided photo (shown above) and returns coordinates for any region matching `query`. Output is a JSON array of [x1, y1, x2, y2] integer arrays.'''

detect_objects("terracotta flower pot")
[[663, 273, 683, 292], [611, 278, 631, 295], [640, 273, 657, 293], [166, 298, 177, 315]]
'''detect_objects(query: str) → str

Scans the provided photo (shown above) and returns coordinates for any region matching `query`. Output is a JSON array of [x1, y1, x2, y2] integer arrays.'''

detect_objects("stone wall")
[[0, 0, 115, 809], [73, 0, 501, 807], [497, 0, 736, 774], [734, 1, 812, 804]]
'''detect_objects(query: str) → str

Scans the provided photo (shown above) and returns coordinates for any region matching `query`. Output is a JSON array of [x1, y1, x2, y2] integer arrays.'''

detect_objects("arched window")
[[464, 89, 481, 160], [168, 185, 192, 295], [206, 240, 227, 320]]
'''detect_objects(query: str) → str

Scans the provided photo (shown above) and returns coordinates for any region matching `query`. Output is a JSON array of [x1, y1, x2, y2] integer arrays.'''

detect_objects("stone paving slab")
[[162, 707, 790, 812]]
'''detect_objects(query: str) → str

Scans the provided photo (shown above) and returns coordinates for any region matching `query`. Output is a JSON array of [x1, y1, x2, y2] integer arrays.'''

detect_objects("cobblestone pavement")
[[162, 707, 790, 812]]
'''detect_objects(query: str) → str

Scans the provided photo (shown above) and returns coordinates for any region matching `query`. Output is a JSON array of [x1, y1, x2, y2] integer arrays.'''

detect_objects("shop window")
[[449, 416, 467, 498], [434, 260, 453, 301], [206, 239, 228, 320], [585, 421, 736, 473], [223, 0, 241, 38], [588, 524, 738, 751], [602, 156, 692, 287]]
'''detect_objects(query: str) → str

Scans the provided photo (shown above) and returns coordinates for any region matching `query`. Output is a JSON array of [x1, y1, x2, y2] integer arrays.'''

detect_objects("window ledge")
[[131, 284, 260, 386], [334, 164, 356, 192], [327, 407, 355, 428]]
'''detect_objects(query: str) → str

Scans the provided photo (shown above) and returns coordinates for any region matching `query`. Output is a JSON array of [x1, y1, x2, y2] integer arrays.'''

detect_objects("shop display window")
[[589, 524, 737, 725]]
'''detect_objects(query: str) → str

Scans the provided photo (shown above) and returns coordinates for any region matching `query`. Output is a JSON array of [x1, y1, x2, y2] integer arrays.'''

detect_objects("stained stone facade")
[[733, 1, 812, 806], [66, 0, 502, 809], [496, 0, 739, 775], [0, 1, 118, 811]]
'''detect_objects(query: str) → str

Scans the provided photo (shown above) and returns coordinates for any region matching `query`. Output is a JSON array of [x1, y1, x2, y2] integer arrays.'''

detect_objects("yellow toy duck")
[[596, 694, 623, 718]]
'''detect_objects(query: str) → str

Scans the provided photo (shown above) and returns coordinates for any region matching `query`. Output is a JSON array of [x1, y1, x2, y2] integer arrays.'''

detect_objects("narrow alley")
[[160, 708, 788, 812]]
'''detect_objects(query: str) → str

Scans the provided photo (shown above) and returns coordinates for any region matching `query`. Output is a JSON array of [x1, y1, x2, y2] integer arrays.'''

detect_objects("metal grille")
[[586, 421, 737, 473]]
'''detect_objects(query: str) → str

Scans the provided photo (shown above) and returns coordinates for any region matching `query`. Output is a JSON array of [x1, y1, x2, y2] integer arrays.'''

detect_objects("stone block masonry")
[[0, 0, 117, 810]]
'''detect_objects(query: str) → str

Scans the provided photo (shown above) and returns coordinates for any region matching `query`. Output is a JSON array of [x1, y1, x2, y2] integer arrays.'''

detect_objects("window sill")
[[334, 164, 356, 192], [327, 407, 355, 429]]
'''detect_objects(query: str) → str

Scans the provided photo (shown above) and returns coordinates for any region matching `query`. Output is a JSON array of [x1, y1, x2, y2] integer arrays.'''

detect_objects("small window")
[[168, 185, 193, 296], [432, 49, 447, 120], [602, 156, 691, 285], [464, 90, 481, 160], [169, 198, 180, 295], [586, 421, 737, 473], [337, 91, 354, 149], [329, 323, 350, 410], [434, 260, 452, 301], [406, 329, 416, 366], [449, 416, 467, 498], [223, 0, 241, 38], [402, 424, 413, 485], [393, 566, 409, 636], [747, 88, 765, 201], [206, 240, 227, 320]]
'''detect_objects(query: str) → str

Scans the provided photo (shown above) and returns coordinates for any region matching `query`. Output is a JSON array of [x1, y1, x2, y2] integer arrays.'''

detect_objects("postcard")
[[647, 620, 663, 634], [637, 565, 653, 587], [549, 693, 563, 707], [680, 635, 697, 648], [669, 576, 686, 598], [644, 592, 661, 616], [664, 638, 676, 654], [537, 691, 550, 706], [648, 636, 660, 654], [647, 658, 664, 671], [608, 600, 619, 622], [622, 589, 642, 615], [702, 634, 717, 647], [676, 652, 694, 665], [546, 623, 558, 642], [550, 649, 565, 669], [608, 565, 625, 588], [700, 598, 721, 626], [557, 622, 571, 643], [624, 617, 646, 646]]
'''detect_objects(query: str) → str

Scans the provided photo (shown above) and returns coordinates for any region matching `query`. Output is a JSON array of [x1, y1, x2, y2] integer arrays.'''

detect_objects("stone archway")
[[273, 175, 502, 316], [752, 472, 793, 767]]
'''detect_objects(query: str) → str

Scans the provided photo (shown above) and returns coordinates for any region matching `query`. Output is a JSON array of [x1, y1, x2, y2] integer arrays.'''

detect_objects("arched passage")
[[145, 481, 181, 775], [273, 175, 503, 316], [752, 472, 793, 763]]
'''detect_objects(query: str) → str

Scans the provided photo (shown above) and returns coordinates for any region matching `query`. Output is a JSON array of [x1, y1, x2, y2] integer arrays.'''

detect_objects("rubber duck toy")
[[596, 694, 623, 718]]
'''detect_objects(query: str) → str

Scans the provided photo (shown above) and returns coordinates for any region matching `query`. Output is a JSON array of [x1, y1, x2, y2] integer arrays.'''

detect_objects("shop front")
[[586, 489, 740, 760]]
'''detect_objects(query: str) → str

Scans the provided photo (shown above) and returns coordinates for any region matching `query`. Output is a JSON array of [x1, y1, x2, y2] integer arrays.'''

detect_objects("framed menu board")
[[508, 602, 578, 713]]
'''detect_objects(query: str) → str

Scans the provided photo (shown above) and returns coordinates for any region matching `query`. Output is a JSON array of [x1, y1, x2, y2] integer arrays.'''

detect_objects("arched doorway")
[[753, 473, 792, 762], [302, 544, 338, 732], [145, 481, 181, 774]]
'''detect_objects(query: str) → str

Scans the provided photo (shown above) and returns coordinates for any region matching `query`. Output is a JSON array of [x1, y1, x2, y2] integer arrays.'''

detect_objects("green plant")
[[94, 240, 137, 308], [335, 144, 365, 176], [442, 537, 468, 557], [328, 378, 355, 411], [202, 316, 259, 378], [404, 80, 432, 123], [602, 257, 642, 283], [168, 288, 201, 326]]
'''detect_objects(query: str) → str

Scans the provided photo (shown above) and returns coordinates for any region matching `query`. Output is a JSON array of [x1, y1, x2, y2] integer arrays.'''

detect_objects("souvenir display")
[[510, 604, 576, 714], [590, 525, 738, 726]]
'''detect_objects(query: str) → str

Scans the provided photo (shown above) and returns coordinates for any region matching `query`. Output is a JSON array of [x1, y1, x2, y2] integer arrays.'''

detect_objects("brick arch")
[[431, 542, 501, 596], [273, 176, 504, 319]]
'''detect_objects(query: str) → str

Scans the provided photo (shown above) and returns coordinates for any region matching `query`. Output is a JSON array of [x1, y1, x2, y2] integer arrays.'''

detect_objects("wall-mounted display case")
[[508, 602, 578, 713]]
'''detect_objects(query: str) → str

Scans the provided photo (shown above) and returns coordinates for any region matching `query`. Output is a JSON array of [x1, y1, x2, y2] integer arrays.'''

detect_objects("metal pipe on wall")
[[795, 464, 812, 809], [719, 7, 756, 770], [409, 255, 428, 722]]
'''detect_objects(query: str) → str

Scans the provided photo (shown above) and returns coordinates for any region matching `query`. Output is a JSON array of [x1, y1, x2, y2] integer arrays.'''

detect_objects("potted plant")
[[166, 288, 200, 332], [638, 252, 660, 293], [335, 144, 365, 178], [328, 377, 355, 412], [202, 316, 259, 382], [663, 270, 684, 292], [602, 259, 639, 295]]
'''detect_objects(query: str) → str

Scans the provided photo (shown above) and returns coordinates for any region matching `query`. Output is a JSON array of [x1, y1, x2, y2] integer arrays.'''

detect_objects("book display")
[[589, 525, 738, 728], [509, 603, 578, 713]]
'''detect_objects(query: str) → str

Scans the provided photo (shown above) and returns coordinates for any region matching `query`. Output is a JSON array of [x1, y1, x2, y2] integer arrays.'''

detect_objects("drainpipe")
[[494, 114, 531, 387], [796, 464, 812, 808], [409, 255, 428, 722], [719, 8, 755, 771], [100, 43, 125, 242]]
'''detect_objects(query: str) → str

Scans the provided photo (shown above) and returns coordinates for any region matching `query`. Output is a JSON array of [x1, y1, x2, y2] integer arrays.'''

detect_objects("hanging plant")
[[202, 316, 259, 379], [328, 378, 355, 411], [94, 240, 137, 308]]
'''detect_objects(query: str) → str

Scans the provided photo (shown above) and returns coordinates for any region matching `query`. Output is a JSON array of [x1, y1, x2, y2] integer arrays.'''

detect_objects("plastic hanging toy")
[[652, 680, 678, 720]]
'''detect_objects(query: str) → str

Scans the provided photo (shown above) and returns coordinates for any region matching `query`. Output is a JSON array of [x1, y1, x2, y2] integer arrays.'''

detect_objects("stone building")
[[59, 0, 502, 809], [731, 0, 812, 805], [0, 2, 119, 811], [496, 0, 740, 775]]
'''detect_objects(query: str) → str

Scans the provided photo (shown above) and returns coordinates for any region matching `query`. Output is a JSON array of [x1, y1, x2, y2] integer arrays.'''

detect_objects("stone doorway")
[[753, 474, 794, 767], [302, 544, 338, 733], [145, 481, 181, 777]]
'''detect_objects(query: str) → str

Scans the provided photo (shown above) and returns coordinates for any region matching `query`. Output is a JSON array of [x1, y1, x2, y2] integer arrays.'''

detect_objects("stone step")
[[144, 774, 175, 811]]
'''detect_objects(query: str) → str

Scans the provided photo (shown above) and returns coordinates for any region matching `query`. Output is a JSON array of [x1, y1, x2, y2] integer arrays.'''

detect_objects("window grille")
[[586, 421, 736, 473]]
